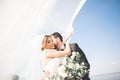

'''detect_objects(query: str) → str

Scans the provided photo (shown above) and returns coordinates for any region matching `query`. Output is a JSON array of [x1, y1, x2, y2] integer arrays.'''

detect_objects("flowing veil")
[[0, 0, 86, 80]]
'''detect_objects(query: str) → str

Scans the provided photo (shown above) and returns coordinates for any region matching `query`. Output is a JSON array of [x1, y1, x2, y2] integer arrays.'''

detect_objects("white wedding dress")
[[40, 50, 62, 75], [43, 58, 61, 74], [0, 0, 86, 80]]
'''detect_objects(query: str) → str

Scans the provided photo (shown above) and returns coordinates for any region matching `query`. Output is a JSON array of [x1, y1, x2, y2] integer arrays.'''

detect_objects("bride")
[[40, 34, 71, 80]]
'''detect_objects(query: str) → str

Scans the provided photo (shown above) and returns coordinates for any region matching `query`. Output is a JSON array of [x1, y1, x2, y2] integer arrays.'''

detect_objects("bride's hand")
[[42, 70, 50, 80]]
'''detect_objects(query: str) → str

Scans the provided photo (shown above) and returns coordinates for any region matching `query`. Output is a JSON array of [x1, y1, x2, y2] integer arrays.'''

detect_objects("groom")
[[51, 32, 90, 80]]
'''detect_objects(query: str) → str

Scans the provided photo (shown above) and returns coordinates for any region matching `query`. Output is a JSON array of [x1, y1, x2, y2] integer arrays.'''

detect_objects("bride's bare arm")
[[45, 42, 71, 58]]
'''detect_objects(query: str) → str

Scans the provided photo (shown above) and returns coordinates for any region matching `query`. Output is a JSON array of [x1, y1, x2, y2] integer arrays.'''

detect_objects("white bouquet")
[[48, 52, 89, 80]]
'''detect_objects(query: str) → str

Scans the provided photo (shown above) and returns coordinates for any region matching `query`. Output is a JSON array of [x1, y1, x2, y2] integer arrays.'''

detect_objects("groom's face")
[[51, 36, 57, 45], [51, 36, 58, 49]]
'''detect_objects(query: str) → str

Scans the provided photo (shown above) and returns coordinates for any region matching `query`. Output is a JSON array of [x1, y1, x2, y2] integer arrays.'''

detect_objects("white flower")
[[76, 52, 79, 55], [81, 62, 85, 65], [71, 52, 76, 60], [68, 73, 72, 76], [75, 63, 80, 69], [85, 70, 88, 73], [78, 72, 81, 76]]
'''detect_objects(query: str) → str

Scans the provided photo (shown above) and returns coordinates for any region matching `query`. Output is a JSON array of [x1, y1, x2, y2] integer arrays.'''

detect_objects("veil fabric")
[[0, 0, 86, 80]]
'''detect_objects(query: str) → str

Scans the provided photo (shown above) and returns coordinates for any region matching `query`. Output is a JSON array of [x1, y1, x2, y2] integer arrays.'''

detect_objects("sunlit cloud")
[[112, 62, 117, 65]]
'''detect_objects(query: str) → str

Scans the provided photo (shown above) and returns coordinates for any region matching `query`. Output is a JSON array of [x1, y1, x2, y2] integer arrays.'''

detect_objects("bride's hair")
[[41, 35, 51, 51]]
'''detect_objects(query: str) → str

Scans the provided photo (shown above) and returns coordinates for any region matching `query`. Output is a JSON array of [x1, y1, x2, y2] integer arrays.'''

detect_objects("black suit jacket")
[[70, 43, 90, 70]]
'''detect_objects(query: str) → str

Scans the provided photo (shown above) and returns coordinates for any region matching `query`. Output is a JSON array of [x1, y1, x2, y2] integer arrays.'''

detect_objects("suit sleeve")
[[70, 43, 90, 69]]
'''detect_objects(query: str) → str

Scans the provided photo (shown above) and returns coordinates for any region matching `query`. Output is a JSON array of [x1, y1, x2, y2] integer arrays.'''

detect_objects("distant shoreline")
[[90, 72, 120, 80]]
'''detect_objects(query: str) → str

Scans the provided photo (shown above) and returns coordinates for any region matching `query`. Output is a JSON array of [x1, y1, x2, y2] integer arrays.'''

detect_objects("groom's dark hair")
[[51, 32, 63, 42]]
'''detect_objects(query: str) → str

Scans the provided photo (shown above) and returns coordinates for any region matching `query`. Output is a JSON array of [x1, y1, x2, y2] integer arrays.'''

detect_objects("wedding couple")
[[40, 32, 90, 80]]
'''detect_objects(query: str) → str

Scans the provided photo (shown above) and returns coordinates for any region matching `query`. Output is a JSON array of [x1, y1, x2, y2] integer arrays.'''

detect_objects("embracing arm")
[[45, 42, 71, 58]]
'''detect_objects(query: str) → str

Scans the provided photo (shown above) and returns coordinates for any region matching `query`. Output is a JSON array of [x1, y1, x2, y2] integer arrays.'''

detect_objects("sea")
[[90, 72, 120, 80]]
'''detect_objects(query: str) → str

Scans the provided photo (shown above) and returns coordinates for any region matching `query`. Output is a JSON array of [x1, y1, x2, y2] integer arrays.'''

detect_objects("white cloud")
[[112, 62, 117, 65]]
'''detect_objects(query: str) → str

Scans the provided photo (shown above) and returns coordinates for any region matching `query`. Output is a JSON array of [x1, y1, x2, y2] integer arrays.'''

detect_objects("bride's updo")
[[41, 35, 55, 51], [41, 35, 50, 50]]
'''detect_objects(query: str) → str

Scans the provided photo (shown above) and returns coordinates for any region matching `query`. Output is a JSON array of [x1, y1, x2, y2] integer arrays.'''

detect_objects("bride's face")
[[45, 37, 55, 49]]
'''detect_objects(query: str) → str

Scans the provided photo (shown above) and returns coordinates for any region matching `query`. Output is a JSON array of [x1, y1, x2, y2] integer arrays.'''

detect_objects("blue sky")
[[72, 0, 120, 75]]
